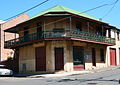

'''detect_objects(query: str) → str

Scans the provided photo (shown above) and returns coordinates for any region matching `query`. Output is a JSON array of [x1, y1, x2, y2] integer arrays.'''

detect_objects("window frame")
[[100, 48, 105, 62]]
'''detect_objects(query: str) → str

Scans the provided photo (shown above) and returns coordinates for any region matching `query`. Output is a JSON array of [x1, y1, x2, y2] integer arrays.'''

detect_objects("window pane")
[[100, 49, 105, 62]]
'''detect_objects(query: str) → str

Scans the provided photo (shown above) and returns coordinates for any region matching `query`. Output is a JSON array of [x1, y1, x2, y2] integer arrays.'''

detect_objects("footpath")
[[14, 66, 120, 78]]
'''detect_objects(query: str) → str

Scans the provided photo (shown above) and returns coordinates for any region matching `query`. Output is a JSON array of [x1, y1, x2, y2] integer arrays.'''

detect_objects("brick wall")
[[0, 14, 30, 61]]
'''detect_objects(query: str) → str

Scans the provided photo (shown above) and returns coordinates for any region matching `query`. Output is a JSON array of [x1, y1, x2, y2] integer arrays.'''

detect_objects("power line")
[[4, 0, 119, 34], [101, 4, 116, 19], [109, 0, 119, 5], [10, 4, 113, 34], [4, 0, 49, 21], [101, 0, 119, 19]]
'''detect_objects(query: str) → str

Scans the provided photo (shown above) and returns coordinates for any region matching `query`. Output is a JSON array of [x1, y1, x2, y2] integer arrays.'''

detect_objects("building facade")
[[4, 5, 120, 73], [107, 29, 120, 66], [0, 14, 30, 61]]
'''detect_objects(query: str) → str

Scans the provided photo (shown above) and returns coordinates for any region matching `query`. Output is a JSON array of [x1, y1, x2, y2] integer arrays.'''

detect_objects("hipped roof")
[[5, 5, 117, 33]]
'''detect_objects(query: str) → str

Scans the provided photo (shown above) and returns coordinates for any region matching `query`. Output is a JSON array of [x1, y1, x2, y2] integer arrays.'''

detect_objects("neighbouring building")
[[107, 28, 120, 66], [0, 14, 30, 61], [4, 5, 120, 73]]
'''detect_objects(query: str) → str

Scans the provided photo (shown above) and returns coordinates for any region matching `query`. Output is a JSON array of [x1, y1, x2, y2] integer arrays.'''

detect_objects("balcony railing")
[[5, 30, 115, 48]]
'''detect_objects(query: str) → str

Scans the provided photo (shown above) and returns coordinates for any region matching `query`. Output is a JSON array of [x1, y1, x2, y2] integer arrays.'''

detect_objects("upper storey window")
[[24, 27, 29, 36], [53, 28, 65, 33], [23, 27, 29, 41], [37, 22, 42, 33], [111, 29, 115, 38], [117, 32, 120, 40], [96, 27, 102, 36], [76, 22, 82, 31]]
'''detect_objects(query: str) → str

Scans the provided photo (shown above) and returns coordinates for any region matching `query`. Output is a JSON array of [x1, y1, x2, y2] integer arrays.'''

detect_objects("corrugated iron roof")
[[23, 5, 104, 23]]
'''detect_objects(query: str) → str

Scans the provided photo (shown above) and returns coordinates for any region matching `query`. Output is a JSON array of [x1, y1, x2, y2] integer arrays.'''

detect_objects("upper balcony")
[[4, 30, 115, 48]]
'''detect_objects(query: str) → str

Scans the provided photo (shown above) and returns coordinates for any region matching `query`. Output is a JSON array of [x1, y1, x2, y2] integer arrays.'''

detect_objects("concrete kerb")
[[29, 70, 92, 78], [90, 66, 120, 73], [16, 66, 120, 78]]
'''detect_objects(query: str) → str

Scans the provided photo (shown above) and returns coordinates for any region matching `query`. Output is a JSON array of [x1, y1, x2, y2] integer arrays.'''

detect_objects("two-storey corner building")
[[4, 5, 117, 73]]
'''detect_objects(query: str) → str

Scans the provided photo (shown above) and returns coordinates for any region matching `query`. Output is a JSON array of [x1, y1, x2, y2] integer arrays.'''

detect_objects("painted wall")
[[17, 16, 111, 73], [46, 41, 73, 72], [19, 41, 74, 73], [107, 30, 120, 66], [73, 41, 107, 70], [18, 40, 107, 73], [19, 45, 35, 73], [18, 17, 103, 38]]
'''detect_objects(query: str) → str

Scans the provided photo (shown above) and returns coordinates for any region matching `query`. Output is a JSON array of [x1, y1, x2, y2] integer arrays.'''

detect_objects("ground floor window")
[[73, 46, 84, 65], [100, 48, 105, 62]]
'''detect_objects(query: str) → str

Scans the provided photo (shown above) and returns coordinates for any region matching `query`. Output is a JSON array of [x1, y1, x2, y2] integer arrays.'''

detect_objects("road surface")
[[0, 68, 120, 85]]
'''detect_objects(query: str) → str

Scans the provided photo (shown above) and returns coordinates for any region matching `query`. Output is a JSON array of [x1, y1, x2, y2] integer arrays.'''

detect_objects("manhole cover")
[[87, 83, 97, 85]]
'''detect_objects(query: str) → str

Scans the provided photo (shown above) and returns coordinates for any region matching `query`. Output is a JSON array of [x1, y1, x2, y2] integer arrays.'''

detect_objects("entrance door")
[[110, 48, 116, 65], [55, 48, 64, 70], [73, 46, 84, 70], [92, 48, 96, 66], [35, 46, 46, 71]]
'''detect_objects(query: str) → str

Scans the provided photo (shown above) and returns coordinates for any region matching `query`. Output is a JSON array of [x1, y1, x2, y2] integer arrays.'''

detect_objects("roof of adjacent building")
[[0, 20, 5, 24]]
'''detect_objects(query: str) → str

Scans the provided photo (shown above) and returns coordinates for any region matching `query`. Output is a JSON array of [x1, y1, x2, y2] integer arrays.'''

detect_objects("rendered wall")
[[46, 41, 73, 72], [18, 17, 100, 37], [19, 41, 73, 73], [107, 31, 120, 66], [19, 45, 35, 73], [73, 41, 107, 70], [17, 16, 109, 72]]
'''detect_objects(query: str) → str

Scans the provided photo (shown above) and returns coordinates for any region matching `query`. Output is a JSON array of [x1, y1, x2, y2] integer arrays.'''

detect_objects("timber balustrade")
[[4, 30, 115, 48]]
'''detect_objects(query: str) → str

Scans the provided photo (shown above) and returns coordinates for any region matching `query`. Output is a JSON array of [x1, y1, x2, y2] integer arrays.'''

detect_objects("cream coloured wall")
[[18, 40, 108, 73], [18, 17, 101, 38], [19, 41, 74, 73], [107, 45, 120, 66], [17, 16, 110, 73], [73, 41, 107, 70], [19, 45, 35, 73], [18, 17, 71, 37], [106, 30, 120, 66], [19, 59, 35, 73], [85, 63, 107, 70], [46, 41, 73, 72], [84, 44, 107, 70]]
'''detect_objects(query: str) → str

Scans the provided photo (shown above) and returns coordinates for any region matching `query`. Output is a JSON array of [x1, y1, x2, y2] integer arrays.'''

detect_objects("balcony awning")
[[4, 26, 18, 33]]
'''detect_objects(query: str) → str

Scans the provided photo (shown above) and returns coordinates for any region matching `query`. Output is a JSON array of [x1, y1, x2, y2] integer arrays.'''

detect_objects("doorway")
[[110, 48, 116, 66], [92, 48, 96, 66], [35, 46, 46, 71], [55, 48, 64, 70]]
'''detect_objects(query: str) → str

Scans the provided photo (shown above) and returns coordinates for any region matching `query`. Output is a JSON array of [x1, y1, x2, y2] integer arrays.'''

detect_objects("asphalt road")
[[1, 68, 120, 85]]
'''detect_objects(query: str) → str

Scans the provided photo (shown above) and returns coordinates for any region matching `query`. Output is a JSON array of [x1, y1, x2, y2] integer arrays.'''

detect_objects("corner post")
[[4, 31, 5, 44], [69, 17, 72, 30], [102, 25, 104, 36], [87, 22, 89, 32]]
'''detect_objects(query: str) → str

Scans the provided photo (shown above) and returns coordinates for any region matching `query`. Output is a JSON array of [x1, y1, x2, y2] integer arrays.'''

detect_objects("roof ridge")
[[21, 5, 106, 24], [58, 5, 66, 11]]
